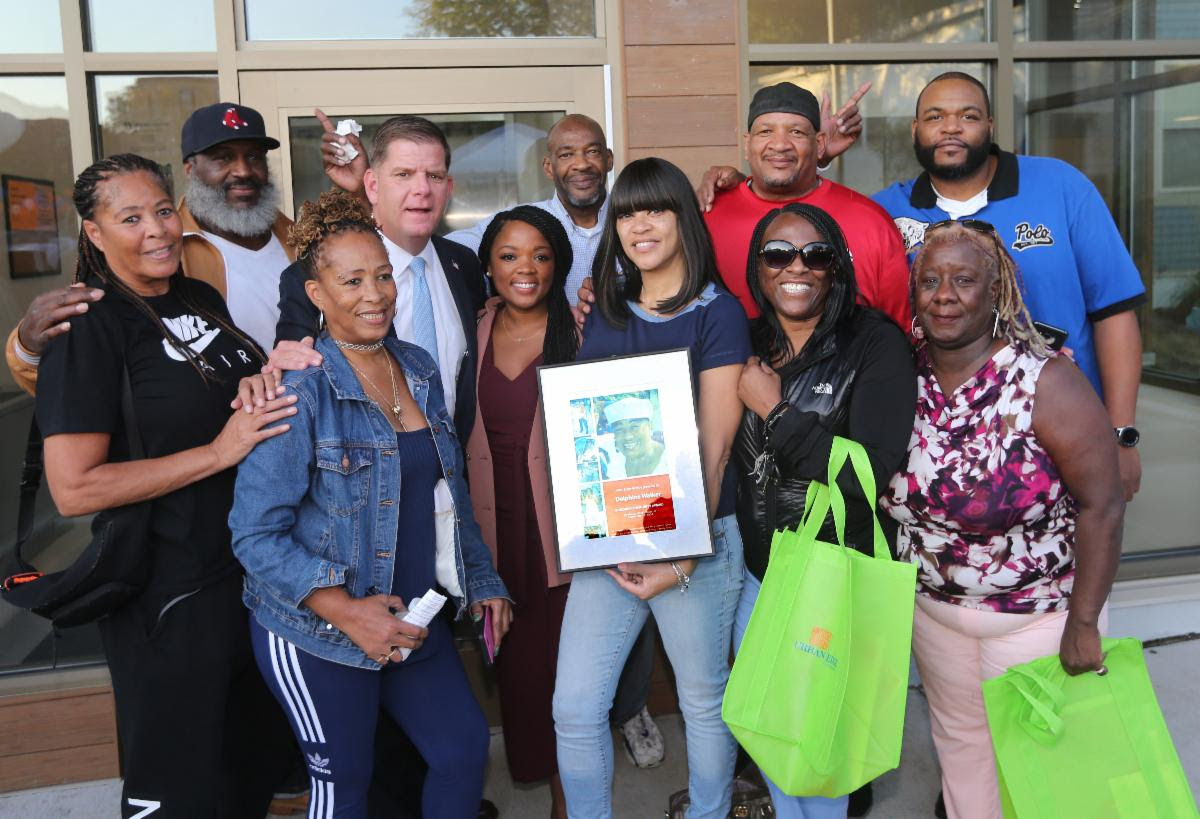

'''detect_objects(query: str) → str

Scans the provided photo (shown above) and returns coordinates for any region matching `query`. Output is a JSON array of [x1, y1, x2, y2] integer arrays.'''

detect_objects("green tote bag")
[[722, 437, 918, 798], [983, 637, 1199, 819]]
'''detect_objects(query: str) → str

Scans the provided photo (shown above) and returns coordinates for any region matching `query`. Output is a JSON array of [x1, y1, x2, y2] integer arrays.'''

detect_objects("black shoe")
[[848, 782, 873, 817], [934, 790, 947, 819], [478, 798, 499, 819]]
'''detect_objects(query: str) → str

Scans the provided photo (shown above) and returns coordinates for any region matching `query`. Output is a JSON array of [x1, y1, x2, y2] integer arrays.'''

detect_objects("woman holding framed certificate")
[[552, 157, 752, 818]]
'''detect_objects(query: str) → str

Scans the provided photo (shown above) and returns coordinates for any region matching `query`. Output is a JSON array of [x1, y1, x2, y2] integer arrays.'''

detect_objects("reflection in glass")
[[288, 111, 560, 233], [748, 0, 986, 43], [0, 2, 63, 53], [750, 63, 989, 196], [1017, 59, 1200, 554], [246, 0, 594, 40], [86, 0, 216, 52], [1015, 0, 1200, 42], [0, 78, 103, 675], [93, 75, 220, 200]]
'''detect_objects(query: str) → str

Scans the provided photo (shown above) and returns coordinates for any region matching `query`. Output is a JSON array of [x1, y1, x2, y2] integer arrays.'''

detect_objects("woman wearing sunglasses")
[[732, 202, 917, 818], [880, 220, 1122, 819]]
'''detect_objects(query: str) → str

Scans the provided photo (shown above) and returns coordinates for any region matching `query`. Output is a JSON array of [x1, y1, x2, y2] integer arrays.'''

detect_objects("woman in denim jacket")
[[230, 190, 510, 819]]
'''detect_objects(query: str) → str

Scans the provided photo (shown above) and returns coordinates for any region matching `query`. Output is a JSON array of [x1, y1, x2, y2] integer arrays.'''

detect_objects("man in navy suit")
[[273, 115, 486, 438]]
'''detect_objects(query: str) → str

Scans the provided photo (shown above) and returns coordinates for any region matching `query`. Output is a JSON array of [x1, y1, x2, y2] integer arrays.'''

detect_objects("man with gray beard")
[[176, 102, 295, 352], [4, 102, 295, 381]]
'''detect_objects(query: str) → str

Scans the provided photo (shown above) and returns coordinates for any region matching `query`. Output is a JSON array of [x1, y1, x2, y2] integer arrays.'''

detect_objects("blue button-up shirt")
[[446, 194, 608, 305]]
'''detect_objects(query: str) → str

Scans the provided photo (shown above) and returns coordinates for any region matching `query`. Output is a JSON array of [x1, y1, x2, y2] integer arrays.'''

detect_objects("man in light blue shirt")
[[444, 114, 612, 304]]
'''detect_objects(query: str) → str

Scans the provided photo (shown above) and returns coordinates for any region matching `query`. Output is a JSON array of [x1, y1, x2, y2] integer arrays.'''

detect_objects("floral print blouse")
[[881, 343, 1076, 613]]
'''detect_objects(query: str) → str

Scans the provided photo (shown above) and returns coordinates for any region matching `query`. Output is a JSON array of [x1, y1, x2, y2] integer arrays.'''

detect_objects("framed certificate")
[[3, 175, 61, 279], [538, 348, 714, 572]]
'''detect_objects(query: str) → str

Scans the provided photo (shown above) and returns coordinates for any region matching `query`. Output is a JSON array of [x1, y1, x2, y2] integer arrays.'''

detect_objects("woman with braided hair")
[[464, 205, 576, 818], [880, 219, 1124, 819], [35, 153, 298, 817], [229, 188, 510, 819], [730, 202, 916, 819]]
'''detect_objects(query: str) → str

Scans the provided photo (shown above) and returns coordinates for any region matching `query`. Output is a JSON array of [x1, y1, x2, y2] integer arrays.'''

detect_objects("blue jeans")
[[553, 514, 744, 819], [733, 568, 849, 819]]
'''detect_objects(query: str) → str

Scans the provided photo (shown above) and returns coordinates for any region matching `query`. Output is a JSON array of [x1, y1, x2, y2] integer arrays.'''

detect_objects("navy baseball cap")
[[181, 102, 280, 160]]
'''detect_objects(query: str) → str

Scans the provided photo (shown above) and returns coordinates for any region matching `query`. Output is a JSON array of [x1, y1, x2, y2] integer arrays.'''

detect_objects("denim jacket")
[[230, 334, 508, 670]]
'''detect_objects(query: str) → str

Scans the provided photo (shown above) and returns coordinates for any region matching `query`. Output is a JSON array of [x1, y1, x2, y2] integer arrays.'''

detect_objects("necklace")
[[347, 353, 407, 431], [500, 310, 544, 343], [334, 338, 385, 352]]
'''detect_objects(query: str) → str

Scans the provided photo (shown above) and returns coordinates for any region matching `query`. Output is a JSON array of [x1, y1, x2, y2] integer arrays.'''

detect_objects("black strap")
[[12, 365, 143, 570]]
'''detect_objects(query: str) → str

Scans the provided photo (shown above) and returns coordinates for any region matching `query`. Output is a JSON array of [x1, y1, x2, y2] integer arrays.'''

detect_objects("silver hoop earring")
[[910, 315, 925, 340], [992, 307, 1000, 339]]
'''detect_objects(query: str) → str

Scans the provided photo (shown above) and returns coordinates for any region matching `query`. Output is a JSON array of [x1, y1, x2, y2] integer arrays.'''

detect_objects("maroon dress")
[[479, 333, 570, 783]]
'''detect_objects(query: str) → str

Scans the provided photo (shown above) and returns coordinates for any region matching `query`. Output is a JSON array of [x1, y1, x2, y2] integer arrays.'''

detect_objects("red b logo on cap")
[[222, 107, 248, 131]]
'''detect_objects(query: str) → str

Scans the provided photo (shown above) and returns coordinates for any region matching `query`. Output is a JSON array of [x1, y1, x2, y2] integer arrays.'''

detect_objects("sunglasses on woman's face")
[[758, 240, 836, 271]]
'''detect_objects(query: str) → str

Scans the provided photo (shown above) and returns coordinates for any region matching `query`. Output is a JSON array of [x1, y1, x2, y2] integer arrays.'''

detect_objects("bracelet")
[[669, 561, 690, 593], [764, 401, 791, 435]]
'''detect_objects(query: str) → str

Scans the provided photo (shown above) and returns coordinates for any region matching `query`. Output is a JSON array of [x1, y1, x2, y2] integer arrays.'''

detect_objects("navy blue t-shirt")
[[578, 282, 752, 517]]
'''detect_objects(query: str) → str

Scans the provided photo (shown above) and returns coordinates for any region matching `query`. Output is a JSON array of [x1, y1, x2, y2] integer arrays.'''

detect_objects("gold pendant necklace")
[[348, 354, 408, 431]]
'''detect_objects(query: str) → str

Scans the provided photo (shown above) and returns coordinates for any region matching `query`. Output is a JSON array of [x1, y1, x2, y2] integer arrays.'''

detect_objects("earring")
[[318, 310, 325, 332], [992, 307, 1000, 339], [910, 315, 925, 340]]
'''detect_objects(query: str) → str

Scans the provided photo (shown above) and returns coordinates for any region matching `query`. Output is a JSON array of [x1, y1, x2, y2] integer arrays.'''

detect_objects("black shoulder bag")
[[1, 366, 152, 627]]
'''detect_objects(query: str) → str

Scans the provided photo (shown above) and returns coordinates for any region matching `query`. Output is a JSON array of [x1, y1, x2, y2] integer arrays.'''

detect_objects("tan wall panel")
[[0, 689, 116, 757], [623, 0, 736, 45], [627, 145, 740, 186], [625, 45, 739, 97], [627, 95, 739, 148], [0, 744, 119, 793]]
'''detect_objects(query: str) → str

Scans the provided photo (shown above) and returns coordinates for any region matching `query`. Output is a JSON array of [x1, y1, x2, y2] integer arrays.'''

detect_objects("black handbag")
[[1, 365, 152, 627]]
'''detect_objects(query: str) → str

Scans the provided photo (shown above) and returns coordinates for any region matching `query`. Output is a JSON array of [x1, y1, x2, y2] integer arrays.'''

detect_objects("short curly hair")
[[288, 189, 381, 279]]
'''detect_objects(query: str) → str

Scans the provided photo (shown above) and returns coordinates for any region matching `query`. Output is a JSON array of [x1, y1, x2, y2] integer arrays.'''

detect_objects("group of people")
[[3, 69, 1141, 819]]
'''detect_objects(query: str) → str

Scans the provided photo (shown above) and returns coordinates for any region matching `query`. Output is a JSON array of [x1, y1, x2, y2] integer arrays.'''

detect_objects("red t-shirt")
[[703, 178, 911, 327]]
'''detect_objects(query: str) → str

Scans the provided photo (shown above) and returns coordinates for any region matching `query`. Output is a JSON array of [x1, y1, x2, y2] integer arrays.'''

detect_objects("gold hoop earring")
[[910, 315, 925, 340]]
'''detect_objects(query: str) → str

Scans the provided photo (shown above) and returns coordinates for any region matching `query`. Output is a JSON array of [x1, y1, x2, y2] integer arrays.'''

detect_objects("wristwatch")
[[1114, 426, 1140, 448]]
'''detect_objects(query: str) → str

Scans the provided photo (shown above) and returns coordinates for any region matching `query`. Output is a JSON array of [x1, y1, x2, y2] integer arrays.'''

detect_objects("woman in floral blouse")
[[881, 220, 1124, 819]]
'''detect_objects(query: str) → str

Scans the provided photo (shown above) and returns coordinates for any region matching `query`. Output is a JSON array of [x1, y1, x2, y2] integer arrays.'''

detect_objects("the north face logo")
[[222, 107, 249, 131]]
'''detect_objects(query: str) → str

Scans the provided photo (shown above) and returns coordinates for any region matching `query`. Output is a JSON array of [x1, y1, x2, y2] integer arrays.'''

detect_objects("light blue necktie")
[[409, 256, 440, 371]]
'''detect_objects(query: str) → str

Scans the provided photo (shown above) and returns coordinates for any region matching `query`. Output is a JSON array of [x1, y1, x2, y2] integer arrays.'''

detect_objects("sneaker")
[[619, 705, 665, 768]]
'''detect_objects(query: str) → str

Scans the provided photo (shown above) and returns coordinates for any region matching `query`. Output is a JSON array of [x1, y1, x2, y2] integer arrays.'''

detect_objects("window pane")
[[750, 63, 990, 195], [1015, 0, 1200, 41], [86, 0, 216, 51], [1017, 59, 1200, 554], [748, 0, 987, 43], [0, 0, 63, 53], [93, 75, 220, 199], [0, 78, 104, 675], [246, 0, 595, 41], [288, 111, 561, 233]]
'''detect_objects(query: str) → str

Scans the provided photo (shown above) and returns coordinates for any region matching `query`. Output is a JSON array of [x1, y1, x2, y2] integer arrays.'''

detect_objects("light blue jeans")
[[553, 514, 744, 819], [733, 568, 849, 819]]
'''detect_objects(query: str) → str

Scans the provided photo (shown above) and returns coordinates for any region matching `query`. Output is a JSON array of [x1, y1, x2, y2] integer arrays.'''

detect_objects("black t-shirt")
[[37, 278, 263, 594]]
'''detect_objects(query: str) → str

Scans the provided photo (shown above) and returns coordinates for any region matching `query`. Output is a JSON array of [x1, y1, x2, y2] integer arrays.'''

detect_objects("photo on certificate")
[[538, 349, 714, 572]]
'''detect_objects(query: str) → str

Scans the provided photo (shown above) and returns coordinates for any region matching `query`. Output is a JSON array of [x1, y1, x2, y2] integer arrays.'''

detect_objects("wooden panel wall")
[[0, 684, 119, 792], [622, 0, 742, 185]]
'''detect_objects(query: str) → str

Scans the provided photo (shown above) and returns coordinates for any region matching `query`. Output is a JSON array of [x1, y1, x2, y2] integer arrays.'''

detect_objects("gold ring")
[[377, 652, 389, 664]]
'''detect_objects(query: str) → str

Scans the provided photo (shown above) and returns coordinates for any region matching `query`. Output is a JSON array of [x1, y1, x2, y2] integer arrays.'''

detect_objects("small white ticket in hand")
[[334, 119, 363, 164], [395, 588, 447, 660]]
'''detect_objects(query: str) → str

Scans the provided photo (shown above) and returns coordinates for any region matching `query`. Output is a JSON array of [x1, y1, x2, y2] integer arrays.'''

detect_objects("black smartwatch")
[[1114, 426, 1140, 448]]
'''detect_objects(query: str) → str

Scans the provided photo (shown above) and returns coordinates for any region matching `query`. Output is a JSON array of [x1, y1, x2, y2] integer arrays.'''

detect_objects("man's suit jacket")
[[274, 234, 487, 440]]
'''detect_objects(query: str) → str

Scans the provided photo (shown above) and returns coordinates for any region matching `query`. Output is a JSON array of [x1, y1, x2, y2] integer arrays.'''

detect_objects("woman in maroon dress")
[[465, 206, 578, 818]]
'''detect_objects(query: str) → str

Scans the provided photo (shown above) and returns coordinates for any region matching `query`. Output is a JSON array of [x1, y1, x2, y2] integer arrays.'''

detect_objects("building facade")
[[0, 0, 1197, 790]]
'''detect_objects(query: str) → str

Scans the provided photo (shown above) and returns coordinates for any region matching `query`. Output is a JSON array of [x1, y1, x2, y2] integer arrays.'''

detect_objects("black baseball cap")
[[180, 102, 280, 161], [747, 82, 820, 132]]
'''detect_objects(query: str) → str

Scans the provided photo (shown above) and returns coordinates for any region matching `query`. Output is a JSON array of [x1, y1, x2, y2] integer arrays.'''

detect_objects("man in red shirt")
[[706, 82, 910, 327]]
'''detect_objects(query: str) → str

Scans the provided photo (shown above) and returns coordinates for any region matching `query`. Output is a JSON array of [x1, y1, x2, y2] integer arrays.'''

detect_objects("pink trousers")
[[911, 595, 1108, 819]]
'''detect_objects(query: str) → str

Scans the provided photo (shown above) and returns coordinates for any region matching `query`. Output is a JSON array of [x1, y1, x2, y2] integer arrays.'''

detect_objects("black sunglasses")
[[926, 218, 997, 236], [758, 240, 836, 271]]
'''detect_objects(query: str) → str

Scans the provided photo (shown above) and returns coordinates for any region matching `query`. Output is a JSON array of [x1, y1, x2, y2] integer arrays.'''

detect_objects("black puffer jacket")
[[734, 309, 917, 582]]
